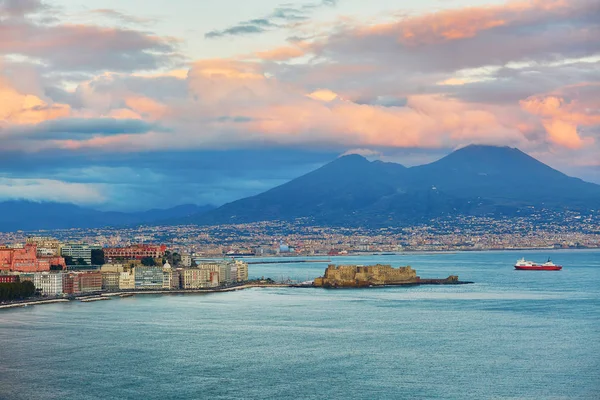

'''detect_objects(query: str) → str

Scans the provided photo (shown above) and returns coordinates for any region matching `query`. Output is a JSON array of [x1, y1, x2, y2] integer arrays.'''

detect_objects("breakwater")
[[246, 259, 330, 265]]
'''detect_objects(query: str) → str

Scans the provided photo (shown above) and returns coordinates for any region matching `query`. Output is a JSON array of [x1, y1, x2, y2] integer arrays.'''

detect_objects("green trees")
[[91, 249, 105, 265], [76, 258, 88, 266], [163, 251, 181, 267], [64, 256, 74, 265], [141, 257, 156, 266], [49, 265, 63, 271], [0, 281, 36, 301]]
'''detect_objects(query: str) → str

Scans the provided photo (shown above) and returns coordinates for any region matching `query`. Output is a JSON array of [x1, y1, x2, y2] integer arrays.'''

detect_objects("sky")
[[0, 0, 599, 211]]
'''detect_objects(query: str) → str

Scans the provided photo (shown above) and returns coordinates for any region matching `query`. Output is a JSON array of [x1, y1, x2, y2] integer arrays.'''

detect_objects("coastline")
[[0, 298, 70, 309], [0, 283, 290, 310], [0, 279, 476, 309]]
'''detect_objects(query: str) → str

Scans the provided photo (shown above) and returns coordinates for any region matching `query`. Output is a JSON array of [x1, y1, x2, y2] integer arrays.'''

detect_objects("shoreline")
[[0, 283, 290, 309], [0, 280, 475, 309], [0, 298, 70, 309]]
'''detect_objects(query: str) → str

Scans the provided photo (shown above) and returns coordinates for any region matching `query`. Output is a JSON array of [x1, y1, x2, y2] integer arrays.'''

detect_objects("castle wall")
[[316, 264, 418, 287]]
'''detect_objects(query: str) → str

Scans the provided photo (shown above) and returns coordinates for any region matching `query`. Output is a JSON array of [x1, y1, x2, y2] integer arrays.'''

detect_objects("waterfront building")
[[162, 261, 172, 289], [181, 268, 210, 289], [79, 272, 102, 293], [235, 260, 249, 282], [33, 272, 64, 296], [0, 244, 51, 272], [170, 269, 181, 289], [198, 259, 246, 285], [119, 270, 135, 290], [61, 244, 100, 265], [102, 272, 121, 291], [104, 245, 167, 262], [198, 263, 223, 284], [63, 272, 102, 294], [134, 266, 163, 289]]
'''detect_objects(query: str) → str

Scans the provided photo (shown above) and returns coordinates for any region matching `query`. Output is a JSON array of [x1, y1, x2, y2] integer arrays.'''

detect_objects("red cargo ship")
[[514, 258, 562, 271]]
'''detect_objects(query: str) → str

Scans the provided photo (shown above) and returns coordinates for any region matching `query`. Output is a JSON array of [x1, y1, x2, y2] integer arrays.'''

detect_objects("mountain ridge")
[[188, 145, 600, 227], [0, 201, 214, 232]]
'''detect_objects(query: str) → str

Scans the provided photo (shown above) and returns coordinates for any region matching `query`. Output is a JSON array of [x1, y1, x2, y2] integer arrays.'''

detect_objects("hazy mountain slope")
[[190, 145, 600, 226], [0, 202, 214, 232]]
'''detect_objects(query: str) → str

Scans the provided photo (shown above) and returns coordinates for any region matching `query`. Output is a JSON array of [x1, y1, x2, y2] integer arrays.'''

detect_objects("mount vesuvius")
[[187, 145, 600, 227]]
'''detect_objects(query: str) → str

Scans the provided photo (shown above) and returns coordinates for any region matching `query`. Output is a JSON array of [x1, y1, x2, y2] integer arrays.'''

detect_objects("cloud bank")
[[1, 0, 599, 207]]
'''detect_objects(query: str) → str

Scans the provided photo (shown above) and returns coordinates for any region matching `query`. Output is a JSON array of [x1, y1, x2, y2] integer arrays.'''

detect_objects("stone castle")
[[314, 264, 419, 287]]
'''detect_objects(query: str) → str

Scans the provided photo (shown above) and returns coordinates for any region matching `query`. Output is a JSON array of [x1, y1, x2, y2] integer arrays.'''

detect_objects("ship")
[[514, 258, 562, 271]]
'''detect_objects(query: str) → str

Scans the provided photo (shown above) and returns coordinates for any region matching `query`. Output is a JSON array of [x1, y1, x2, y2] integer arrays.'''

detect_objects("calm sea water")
[[1, 250, 599, 400]]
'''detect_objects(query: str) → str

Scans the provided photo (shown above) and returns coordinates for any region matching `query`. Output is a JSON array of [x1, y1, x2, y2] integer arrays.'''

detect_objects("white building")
[[162, 261, 172, 289], [33, 272, 64, 296], [119, 270, 135, 290], [180, 254, 192, 267], [235, 260, 249, 282]]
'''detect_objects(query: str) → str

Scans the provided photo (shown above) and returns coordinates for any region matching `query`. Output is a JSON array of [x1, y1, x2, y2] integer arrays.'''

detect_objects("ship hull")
[[514, 266, 562, 271]]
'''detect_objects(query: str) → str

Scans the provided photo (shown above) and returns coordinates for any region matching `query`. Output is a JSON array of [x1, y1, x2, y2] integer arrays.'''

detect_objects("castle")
[[314, 264, 419, 287]]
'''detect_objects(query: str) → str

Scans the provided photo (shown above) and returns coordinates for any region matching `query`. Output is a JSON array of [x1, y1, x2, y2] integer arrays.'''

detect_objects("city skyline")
[[0, 0, 599, 211]]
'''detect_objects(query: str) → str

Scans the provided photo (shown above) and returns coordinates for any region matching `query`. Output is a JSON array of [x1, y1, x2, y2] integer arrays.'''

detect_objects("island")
[[313, 264, 472, 288]]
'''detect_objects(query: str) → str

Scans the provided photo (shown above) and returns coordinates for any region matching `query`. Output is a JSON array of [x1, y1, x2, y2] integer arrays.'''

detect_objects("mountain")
[[188, 145, 600, 227], [0, 202, 214, 232]]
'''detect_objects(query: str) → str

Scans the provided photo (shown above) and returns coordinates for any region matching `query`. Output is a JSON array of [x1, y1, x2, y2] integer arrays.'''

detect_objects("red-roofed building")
[[104, 245, 167, 261], [0, 244, 54, 272]]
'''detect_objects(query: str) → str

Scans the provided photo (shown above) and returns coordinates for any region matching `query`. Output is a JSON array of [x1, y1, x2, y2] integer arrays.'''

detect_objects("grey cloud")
[[8, 118, 162, 140], [205, 24, 270, 38], [205, 0, 338, 38], [0, 5, 181, 72], [310, 0, 600, 74], [0, 0, 46, 17]]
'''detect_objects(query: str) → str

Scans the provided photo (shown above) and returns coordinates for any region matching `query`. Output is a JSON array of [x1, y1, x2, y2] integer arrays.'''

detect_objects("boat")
[[514, 258, 562, 271]]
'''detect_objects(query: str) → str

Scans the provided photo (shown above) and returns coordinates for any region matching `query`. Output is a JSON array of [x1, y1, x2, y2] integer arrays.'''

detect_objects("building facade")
[[0, 244, 51, 272], [181, 268, 210, 289], [134, 266, 163, 289], [235, 260, 249, 282], [119, 270, 135, 290], [180, 254, 192, 267], [26, 236, 62, 257], [102, 272, 121, 291], [63, 272, 102, 294], [0, 275, 18, 283], [105, 245, 167, 262], [61, 244, 100, 265], [33, 272, 64, 296]]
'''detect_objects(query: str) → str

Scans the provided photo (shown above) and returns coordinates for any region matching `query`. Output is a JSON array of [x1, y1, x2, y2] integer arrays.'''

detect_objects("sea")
[[0, 250, 599, 400]]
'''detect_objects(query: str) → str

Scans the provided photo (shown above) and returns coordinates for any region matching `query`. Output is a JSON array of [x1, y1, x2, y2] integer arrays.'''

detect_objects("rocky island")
[[313, 264, 471, 288]]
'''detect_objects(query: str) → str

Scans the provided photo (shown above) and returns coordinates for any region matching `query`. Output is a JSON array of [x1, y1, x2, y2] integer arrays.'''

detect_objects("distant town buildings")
[[26, 236, 62, 257]]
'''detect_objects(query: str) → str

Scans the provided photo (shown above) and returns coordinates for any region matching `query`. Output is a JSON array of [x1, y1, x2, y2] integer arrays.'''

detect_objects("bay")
[[0, 250, 599, 399]]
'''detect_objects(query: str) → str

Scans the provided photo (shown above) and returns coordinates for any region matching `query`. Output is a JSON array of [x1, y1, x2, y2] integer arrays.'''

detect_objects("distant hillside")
[[0, 202, 214, 232], [187, 145, 600, 227]]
